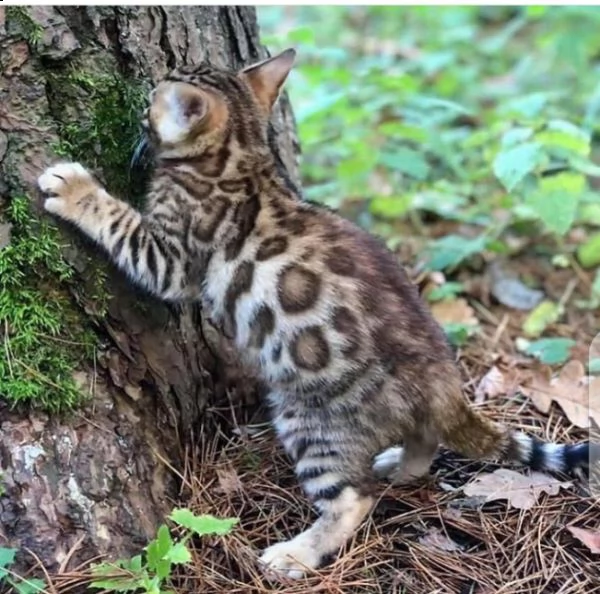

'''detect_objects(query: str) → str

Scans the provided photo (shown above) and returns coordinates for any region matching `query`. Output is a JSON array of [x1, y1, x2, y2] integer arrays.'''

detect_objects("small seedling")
[[89, 509, 238, 594]]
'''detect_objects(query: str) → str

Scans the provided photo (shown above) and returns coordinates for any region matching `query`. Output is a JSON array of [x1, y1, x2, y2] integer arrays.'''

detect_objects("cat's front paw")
[[38, 162, 99, 220], [260, 534, 321, 580]]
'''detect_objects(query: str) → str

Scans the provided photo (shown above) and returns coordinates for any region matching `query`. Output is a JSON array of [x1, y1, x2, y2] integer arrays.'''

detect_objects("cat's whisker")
[[130, 134, 150, 172]]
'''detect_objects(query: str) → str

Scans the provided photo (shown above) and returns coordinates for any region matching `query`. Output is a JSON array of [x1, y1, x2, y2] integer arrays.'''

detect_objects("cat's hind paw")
[[260, 534, 321, 580]]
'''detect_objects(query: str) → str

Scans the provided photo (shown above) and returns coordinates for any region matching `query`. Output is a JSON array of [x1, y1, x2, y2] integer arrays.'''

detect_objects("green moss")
[[6, 7, 43, 45], [0, 197, 97, 412], [49, 68, 149, 205]]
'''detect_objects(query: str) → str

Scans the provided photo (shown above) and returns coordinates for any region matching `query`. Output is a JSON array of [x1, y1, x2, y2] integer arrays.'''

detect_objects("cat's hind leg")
[[373, 437, 438, 485], [260, 485, 373, 579]]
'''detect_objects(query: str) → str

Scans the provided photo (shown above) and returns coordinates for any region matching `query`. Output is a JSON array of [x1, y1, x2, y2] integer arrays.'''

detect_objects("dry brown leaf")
[[463, 469, 572, 510], [431, 298, 478, 326], [567, 526, 600, 554], [475, 366, 505, 404], [521, 360, 600, 429], [475, 365, 523, 404], [216, 466, 243, 495], [418, 527, 461, 552]]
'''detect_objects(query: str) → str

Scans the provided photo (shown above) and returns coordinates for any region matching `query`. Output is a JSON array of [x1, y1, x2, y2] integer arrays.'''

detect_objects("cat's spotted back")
[[38, 49, 595, 581]]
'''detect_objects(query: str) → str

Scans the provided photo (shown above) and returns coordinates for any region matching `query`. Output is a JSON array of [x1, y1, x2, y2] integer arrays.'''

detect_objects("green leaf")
[[443, 323, 476, 347], [526, 172, 585, 235], [576, 233, 600, 268], [522, 301, 562, 338], [588, 358, 600, 375], [0, 547, 17, 579], [378, 148, 430, 180], [165, 542, 192, 565], [156, 525, 173, 558], [425, 235, 487, 271], [521, 337, 576, 365], [427, 282, 465, 302], [493, 142, 541, 192], [501, 92, 551, 118], [592, 270, 600, 297], [535, 119, 591, 157], [579, 203, 600, 226], [369, 195, 411, 219], [89, 570, 147, 592], [169, 509, 238, 536], [13, 578, 46, 594]]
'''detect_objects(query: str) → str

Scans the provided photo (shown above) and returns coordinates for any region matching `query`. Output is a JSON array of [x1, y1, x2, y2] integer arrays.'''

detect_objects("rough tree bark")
[[0, 5, 299, 578]]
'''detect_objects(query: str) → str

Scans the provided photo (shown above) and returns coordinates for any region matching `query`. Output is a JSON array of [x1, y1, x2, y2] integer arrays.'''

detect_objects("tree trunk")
[[0, 5, 299, 579]]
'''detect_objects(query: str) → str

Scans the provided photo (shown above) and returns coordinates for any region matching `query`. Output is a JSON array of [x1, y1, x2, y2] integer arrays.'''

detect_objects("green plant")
[[0, 196, 96, 411], [89, 509, 238, 594], [6, 7, 44, 46], [259, 7, 600, 272], [48, 69, 149, 205], [0, 547, 46, 594]]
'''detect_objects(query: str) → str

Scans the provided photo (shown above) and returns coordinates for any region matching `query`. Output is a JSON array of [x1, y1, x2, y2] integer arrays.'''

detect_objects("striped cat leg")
[[38, 162, 186, 300], [260, 485, 373, 579], [373, 436, 438, 484]]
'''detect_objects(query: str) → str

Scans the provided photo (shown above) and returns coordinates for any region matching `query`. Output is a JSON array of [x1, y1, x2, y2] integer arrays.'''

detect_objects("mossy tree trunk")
[[0, 6, 299, 577]]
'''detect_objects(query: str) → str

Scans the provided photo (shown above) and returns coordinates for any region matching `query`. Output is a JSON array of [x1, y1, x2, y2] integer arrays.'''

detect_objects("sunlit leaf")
[[526, 172, 585, 235], [165, 542, 192, 565], [169, 509, 238, 536], [535, 119, 591, 157], [493, 142, 541, 192], [577, 233, 600, 268], [425, 235, 487, 271], [522, 301, 562, 338]]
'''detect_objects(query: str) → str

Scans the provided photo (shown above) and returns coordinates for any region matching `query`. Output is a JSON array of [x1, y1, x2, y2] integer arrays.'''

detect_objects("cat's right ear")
[[240, 48, 296, 114]]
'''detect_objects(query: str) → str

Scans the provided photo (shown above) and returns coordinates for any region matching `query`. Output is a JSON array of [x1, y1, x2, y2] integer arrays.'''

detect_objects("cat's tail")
[[441, 402, 596, 474]]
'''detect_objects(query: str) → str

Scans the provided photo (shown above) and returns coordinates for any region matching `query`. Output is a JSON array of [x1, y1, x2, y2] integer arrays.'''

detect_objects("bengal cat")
[[38, 49, 595, 580]]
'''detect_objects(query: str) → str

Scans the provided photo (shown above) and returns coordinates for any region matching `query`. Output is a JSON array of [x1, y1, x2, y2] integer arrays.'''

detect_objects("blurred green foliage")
[[259, 6, 600, 273]]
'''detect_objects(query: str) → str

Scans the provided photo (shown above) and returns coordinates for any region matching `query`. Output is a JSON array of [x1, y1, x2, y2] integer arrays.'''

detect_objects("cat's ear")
[[175, 83, 209, 124], [153, 81, 209, 144], [240, 48, 296, 113]]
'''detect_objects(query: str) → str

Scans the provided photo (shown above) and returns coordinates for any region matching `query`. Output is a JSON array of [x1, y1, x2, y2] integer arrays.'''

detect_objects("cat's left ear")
[[240, 48, 296, 113]]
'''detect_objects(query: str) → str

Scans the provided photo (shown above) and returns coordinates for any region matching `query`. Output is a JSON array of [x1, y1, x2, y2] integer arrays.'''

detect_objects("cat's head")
[[139, 49, 296, 160]]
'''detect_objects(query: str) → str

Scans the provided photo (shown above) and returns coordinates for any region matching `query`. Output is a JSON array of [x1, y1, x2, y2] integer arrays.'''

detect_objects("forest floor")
[[131, 252, 599, 594], [170, 254, 599, 594]]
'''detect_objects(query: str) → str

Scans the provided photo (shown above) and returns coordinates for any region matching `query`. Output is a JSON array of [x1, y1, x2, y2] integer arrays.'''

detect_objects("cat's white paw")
[[260, 535, 321, 580], [372, 446, 405, 479], [38, 162, 96, 218]]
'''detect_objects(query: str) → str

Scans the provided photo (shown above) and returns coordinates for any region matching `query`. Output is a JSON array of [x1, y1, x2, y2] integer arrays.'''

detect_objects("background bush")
[[259, 7, 600, 278]]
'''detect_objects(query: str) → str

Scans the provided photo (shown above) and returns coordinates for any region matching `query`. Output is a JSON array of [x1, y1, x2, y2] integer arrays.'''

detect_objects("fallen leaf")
[[475, 366, 506, 404], [475, 365, 523, 404], [216, 466, 243, 495], [463, 469, 572, 510], [522, 300, 563, 338], [431, 298, 479, 327], [517, 337, 576, 365], [418, 527, 462, 552], [488, 261, 544, 311], [521, 360, 600, 428], [567, 526, 600, 554]]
